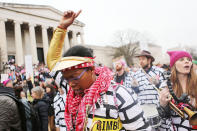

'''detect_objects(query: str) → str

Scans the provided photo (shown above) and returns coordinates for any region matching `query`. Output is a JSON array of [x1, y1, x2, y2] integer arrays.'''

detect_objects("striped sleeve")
[[116, 86, 151, 130], [133, 70, 159, 105], [50, 71, 69, 94], [124, 72, 133, 89], [54, 93, 61, 126], [53, 92, 67, 130]]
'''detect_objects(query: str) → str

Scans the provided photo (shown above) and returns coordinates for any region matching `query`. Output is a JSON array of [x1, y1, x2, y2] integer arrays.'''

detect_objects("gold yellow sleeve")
[[47, 28, 66, 71]]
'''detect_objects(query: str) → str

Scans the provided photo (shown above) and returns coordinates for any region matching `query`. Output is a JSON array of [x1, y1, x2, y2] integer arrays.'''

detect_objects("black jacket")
[[32, 94, 49, 131], [27, 80, 33, 94], [47, 90, 57, 116], [114, 71, 128, 84]]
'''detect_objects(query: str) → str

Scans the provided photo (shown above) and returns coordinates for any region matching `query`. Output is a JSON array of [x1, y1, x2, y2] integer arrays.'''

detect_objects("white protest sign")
[[25, 55, 33, 79], [1, 74, 8, 83]]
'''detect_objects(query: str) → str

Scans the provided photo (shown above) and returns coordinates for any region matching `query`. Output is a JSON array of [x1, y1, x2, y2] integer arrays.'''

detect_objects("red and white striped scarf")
[[65, 66, 113, 131]]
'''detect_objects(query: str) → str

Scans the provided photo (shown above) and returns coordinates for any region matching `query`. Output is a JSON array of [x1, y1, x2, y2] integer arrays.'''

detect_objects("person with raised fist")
[[47, 10, 151, 131]]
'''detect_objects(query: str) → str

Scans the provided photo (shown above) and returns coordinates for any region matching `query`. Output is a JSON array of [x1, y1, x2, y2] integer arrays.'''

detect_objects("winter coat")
[[32, 94, 49, 131], [27, 80, 33, 94], [0, 86, 21, 131], [20, 98, 32, 131], [47, 92, 56, 116]]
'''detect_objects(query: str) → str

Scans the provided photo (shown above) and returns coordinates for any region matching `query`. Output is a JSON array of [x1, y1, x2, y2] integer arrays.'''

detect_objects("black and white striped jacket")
[[158, 95, 197, 131], [50, 71, 68, 131], [53, 89, 67, 131], [133, 66, 165, 105], [159, 110, 197, 131], [51, 71, 151, 130], [114, 71, 133, 89]]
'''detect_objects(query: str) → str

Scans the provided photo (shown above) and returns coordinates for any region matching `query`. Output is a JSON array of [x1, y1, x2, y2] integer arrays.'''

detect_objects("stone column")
[[0, 18, 8, 64], [72, 31, 78, 45], [80, 32, 85, 45], [41, 25, 49, 64], [64, 32, 70, 51], [14, 20, 24, 66], [24, 29, 31, 55], [29, 23, 38, 64]]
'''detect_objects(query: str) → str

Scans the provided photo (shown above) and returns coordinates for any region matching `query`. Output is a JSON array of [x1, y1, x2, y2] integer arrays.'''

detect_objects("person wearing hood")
[[47, 10, 151, 131], [0, 79, 21, 131], [32, 86, 49, 131]]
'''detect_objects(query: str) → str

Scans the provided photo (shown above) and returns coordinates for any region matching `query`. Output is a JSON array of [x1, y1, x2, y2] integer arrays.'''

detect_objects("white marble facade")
[[0, 2, 85, 66]]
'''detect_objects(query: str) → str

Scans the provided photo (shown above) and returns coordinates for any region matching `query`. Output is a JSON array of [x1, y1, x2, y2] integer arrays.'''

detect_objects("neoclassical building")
[[0, 2, 85, 66], [84, 45, 116, 68]]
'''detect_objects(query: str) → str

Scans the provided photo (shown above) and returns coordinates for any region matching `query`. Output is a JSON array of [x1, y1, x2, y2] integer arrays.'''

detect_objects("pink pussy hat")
[[167, 51, 192, 68], [3, 79, 11, 87], [117, 60, 126, 67]]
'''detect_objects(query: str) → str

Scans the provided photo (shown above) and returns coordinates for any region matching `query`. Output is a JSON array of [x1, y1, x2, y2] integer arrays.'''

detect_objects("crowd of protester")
[[0, 61, 59, 131]]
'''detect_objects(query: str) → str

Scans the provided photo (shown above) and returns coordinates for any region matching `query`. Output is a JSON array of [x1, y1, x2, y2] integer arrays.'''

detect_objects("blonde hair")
[[31, 86, 44, 99], [171, 65, 197, 108]]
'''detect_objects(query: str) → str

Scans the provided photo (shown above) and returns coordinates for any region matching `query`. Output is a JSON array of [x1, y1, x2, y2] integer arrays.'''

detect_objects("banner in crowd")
[[25, 55, 33, 80]]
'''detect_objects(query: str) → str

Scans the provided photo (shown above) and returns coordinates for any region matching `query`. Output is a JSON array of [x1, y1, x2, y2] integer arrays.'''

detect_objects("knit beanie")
[[167, 51, 192, 68], [116, 60, 126, 67], [3, 79, 11, 87]]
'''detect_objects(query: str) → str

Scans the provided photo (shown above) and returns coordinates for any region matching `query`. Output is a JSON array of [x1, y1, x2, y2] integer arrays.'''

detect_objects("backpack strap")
[[0, 93, 18, 102]]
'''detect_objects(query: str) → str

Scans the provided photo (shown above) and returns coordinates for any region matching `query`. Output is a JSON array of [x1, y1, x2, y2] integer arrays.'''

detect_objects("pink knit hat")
[[3, 79, 11, 87], [167, 51, 192, 68], [118, 60, 126, 67]]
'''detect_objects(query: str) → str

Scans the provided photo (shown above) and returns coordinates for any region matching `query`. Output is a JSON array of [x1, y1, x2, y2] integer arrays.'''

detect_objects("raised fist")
[[59, 10, 81, 29]]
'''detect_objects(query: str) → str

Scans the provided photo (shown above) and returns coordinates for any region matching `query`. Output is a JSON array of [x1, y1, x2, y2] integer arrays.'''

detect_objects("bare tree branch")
[[112, 29, 152, 66], [186, 47, 197, 60]]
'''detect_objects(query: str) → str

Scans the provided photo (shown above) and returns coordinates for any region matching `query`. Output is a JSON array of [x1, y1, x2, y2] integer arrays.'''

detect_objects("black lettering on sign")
[[106, 121, 113, 130], [102, 121, 106, 130], [113, 121, 118, 130], [96, 120, 120, 130]]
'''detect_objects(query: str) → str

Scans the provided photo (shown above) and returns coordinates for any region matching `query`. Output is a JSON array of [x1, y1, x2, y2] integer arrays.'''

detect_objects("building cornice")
[[0, 2, 85, 27]]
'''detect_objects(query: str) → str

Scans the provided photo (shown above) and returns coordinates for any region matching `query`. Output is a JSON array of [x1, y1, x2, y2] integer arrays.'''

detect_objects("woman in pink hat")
[[158, 50, 197, 130]]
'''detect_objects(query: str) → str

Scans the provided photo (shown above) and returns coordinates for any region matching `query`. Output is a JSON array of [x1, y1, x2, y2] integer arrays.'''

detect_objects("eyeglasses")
[[65, 68, 88, 82]]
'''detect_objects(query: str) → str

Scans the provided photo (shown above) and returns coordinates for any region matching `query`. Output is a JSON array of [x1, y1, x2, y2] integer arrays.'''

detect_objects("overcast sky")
[[1, 0, 197, 50]]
